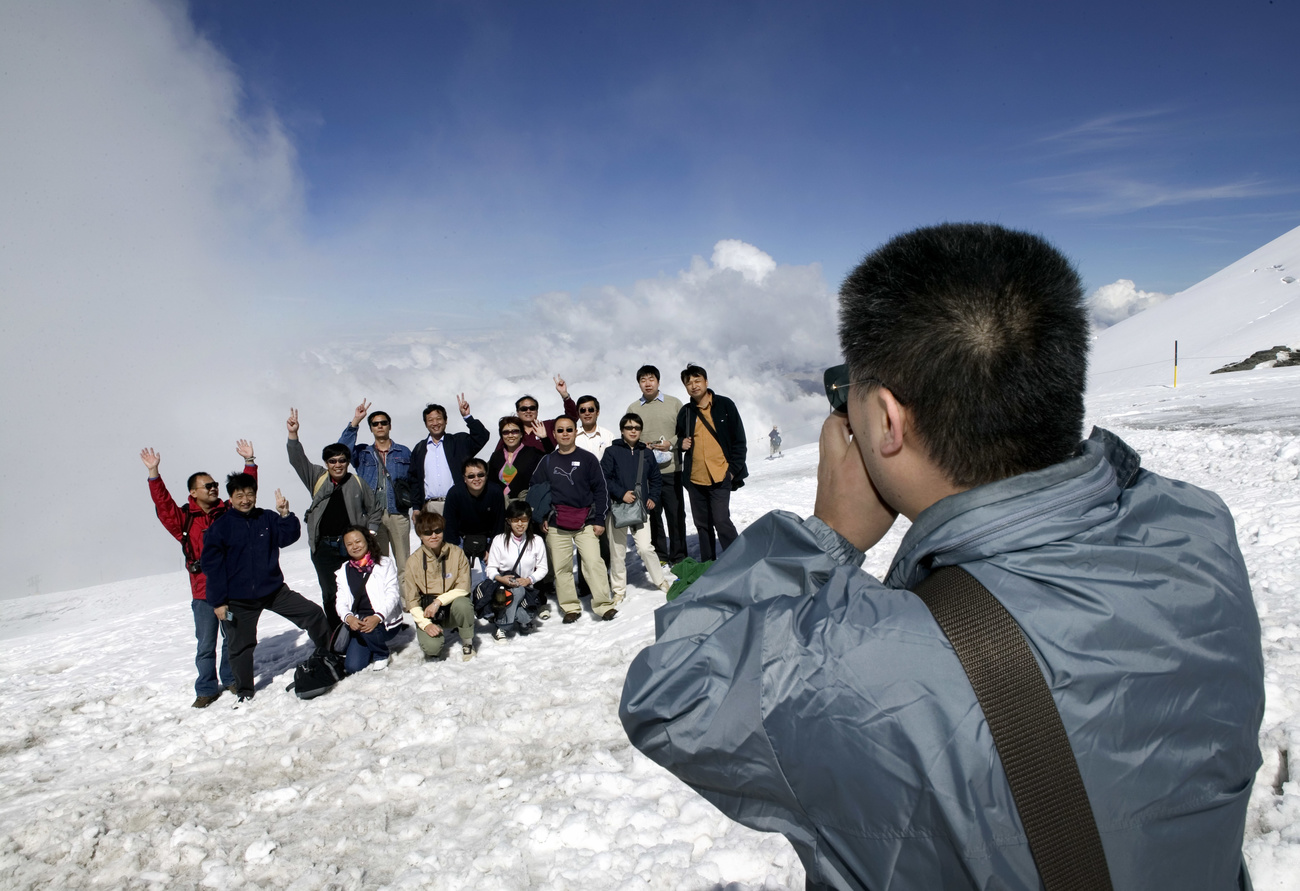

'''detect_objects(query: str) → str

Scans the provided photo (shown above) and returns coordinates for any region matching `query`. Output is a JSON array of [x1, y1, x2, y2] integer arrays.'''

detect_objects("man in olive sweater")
[[627, 365, 686, 564]]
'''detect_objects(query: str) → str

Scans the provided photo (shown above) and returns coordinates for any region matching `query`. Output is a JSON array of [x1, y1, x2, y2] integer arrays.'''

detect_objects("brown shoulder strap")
[[913, 566, 1113, 891]]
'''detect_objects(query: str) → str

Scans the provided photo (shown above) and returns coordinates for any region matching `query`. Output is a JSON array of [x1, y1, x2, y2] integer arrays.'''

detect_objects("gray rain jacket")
[[621, 429, 1263, 890]]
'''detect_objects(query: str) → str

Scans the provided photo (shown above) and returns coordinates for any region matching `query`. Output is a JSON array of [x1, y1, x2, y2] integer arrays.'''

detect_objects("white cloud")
[[1088, 279, 1171, 330]]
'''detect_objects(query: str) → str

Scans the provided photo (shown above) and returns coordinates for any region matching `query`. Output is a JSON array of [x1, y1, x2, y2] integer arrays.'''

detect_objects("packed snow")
[[4, 228, 1300, 889]]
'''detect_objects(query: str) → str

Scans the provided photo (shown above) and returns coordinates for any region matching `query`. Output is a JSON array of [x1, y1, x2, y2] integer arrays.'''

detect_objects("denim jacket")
[[339, 424, 412, 514]]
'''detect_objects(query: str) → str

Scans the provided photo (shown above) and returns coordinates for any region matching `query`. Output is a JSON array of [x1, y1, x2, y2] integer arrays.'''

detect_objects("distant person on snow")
[[287, 408, 383, 630], [201, 474, 330, 708], [142, 441, 257, 708], [334, 526, 404, 675], [675, 364, 748, 561], [338, 400, 414, 584], [768, 425, 782, 458], [622, 223, 1265, 890]]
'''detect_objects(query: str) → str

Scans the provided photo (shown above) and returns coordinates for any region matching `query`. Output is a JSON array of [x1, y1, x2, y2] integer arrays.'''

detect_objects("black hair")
[[367, 410, 391, 426], [187, 472, 212, 491], [636, 365, 660, 382], [839, 222, 1088, 488], [343, 525, 383, 563], [576, 395, 600, 411], [463, 457, 488, 475], [504, 500, 536, 547], [620, 412, 644, 430], [322, 442, 351, 463], [552, 414, 577, 431], [225, 472, 257, 496], [423, 403, 447, 422], [514, 395, 539, 411], [680, 364, 708, 384], [498, 415, 525, 435]]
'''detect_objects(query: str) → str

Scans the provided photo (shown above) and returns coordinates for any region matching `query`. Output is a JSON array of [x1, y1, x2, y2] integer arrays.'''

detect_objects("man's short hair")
[[620, 412, 644, 430], [463, 457, 488, 475], [187, 472, 211, 491], [225, 472, 257, 495], [636, 365, 660, 382], [367, 410, 391, 427], [414, 511, 446, 536], [423, 403, 447, 422], [322, 443, 350, 463], [576, 395, 599, 411], [839, 222, 1088, 488], [680, 364, 708, 384], [553, 415, 577, 429], [515, 395, 539, 411]]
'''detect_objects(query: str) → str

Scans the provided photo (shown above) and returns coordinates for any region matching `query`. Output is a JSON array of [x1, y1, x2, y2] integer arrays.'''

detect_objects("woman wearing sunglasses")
[[488, 415, 545, 503]]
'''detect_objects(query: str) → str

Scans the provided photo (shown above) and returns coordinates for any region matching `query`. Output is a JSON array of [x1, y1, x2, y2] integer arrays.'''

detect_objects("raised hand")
[[553, 374, 569, 399], [275, 489, 290, 516], [235, 439, 255, 461], [526, 419, 547, 440], [140, 447, 161, 476], [287, 408, 300, 439], [456, 393, 471, 417], [352, 399, 370, 428]]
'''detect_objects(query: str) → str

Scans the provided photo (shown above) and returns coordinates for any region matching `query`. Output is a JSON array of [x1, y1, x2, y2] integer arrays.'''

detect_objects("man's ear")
[[876, 387, 908, 457]]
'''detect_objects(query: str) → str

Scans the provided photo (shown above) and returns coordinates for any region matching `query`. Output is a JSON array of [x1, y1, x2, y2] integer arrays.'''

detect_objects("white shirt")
[[574, 425, 615, 462], [424, 435, 454, 499]]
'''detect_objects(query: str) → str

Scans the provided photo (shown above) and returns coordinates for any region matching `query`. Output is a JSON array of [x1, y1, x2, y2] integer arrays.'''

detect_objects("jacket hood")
[[886, 428, 1139, 589]]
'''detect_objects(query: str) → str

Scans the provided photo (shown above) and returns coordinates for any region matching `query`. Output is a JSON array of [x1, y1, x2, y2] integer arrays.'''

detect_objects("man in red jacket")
[[142, 440, 257, 708]]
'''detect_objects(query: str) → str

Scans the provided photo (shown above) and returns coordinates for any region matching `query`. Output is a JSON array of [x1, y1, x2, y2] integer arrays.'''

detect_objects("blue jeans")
[[192, 598, 234, 697], [344, 625, 399, 675]]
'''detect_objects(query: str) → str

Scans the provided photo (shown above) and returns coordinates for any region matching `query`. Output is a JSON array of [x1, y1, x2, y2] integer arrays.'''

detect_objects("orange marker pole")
[[1174, 340, 1178, 388]]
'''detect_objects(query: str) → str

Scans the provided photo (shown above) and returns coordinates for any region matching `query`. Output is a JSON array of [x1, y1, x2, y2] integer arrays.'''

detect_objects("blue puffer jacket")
[[200, 508, 301, 609], [338, 424, 412, 514], [621, 428, 1263, 890]]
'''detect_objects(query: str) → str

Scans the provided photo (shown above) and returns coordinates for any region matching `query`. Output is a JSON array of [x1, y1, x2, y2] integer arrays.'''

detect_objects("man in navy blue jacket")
[[201, 472, 330, 706]]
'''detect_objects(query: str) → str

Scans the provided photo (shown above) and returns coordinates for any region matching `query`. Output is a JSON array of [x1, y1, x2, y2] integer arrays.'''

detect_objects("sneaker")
[[231, 695, 253, 710], [371, 658, 389, 672], [191, 694, 220, 709], [462, 645, 474, 662], [539, 608, 552, 620], [602, 609, 618, 622], [493, 627, 505, 641], [562, 612, 580, 624]]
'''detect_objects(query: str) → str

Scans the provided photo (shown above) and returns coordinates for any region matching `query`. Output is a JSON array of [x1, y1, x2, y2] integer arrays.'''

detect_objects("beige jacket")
[[401, 542, 471, 627]]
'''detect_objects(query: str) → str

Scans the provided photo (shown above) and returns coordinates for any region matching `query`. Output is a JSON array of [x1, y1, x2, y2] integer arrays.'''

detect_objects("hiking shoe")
[[562, 612, 580, 624], [602, 609, 618, 621], [493, 627, 505, 641], [462, 645, 474, 662], [231, 695, 253, 710], [539, 608, 552, 620], [191, 694, 220, 709], [371, 658, 389, 672]]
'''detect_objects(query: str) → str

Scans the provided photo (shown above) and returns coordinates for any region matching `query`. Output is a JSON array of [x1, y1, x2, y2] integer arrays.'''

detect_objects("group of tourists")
[[144, 363, 748, 709]]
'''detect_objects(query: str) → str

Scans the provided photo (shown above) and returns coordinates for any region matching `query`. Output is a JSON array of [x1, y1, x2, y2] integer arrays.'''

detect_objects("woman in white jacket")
[[485, 501, 549, 636], [334, 526, 404, 673]]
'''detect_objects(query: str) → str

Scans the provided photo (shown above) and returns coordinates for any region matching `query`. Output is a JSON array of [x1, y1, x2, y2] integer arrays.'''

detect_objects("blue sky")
[[187, 0, 1300, 306]]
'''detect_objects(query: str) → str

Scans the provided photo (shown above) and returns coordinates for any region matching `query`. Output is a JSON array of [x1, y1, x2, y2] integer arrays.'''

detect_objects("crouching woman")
[[335, 526, 404, 674], [402, 511, 477, 661], [485, 500, 550, 635]]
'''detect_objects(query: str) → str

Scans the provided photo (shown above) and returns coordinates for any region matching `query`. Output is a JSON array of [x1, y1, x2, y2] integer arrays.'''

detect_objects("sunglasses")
[[200, 482, 220, 491], [501, 429, 522, 436], [326, 457, 350, 465], [554, 426, 576, 434], [622, 424, 642, 431], [517, 404, 539, 412], [578, 406, 598, 414], [825, 364, 891, 411], [370, 419, 390, 427], [464, 472, 486, 480]]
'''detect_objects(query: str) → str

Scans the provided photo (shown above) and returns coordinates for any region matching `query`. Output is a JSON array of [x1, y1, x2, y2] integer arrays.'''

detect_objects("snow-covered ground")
[[5, 227, 1300, 889]]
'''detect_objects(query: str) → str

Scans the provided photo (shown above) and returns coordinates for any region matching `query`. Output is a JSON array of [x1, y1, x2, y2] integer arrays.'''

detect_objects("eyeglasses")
[[578, 406, 597, 414], [622, 424, 642, 431], [501, 429, 522, 436], [369, 419, 390, 427], [464, 472, 486, 480], [326, 457, 350, 465], [824, 364, 888, 411], [517, 404, 539, 412], [200, 482, 220, 491]]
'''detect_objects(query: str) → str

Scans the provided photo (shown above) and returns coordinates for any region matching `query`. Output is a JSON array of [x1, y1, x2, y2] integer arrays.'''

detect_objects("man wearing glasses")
[[514, 374, 578, 453], [408, 395, 490, 517], [623, 224, 1264, 890], [443, 457, 506, 570], [339, 399, 413, 582], [141, 440, 257, 708], [287, 408, 383, 629]]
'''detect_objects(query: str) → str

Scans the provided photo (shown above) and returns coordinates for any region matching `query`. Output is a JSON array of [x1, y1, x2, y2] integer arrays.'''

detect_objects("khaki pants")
[[422, 498, 445, 516], [375, 512, 411, 581], [546, 525, 614, 617], [608, 522, 665, 600], [415, 597, 476, 657]]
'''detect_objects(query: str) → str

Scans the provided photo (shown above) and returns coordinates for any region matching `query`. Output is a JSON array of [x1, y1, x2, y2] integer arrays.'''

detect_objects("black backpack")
[[290, 639, 345, 700]]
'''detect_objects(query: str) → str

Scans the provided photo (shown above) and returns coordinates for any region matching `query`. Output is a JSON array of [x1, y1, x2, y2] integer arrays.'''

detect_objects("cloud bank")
[[1088, 279, 1172, 330]]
